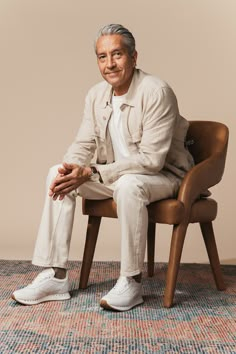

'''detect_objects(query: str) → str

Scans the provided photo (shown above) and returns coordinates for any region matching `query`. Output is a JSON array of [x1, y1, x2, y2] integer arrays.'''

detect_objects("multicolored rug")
[[0, 260, 235, 353]]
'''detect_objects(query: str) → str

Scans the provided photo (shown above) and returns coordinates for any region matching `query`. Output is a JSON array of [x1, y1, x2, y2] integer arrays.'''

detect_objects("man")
[[12, 24, 194, 311]]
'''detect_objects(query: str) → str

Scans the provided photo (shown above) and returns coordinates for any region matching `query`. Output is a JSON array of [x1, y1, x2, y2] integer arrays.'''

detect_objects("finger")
[[58, 166, 66, 174], [49, 189, 54, 197], [53, 180, 75, 194], [49, 183, 57, 195], [58, 177, 87, 195], [55, 186, 74, 195], [55, 182, 80, 196], [49, 180, 69, 196], [49, 173, 62, 192], [49, 179, 64, 196], [52, 193, 65, 201], [52, 177, 85, 198], [63, 162, 75, 170], [52, 189, 70, 200], [52, 193, 59, 201], [52, 174, 74, 189], [58, 165, 71, 175]]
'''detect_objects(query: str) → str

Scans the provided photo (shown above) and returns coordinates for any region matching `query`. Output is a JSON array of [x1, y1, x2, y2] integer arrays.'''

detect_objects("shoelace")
[[112, 276, 132, 292], [31, 269, 54, 285]]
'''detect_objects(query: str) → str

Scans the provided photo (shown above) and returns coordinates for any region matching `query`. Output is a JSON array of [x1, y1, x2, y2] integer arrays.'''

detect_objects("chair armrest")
[[177, 152, 224, 210]]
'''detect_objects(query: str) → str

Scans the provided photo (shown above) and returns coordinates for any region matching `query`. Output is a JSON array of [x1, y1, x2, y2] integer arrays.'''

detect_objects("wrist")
[[89, 166, 103, 183], [90, 166, 98, 176]]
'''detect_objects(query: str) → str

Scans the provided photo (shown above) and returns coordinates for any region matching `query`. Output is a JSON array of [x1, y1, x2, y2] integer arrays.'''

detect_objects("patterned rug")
[[0, 260, 235, 354]]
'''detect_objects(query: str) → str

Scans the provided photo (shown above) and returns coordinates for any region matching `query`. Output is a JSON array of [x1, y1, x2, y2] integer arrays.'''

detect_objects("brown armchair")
[[79, 120, 229, 308]]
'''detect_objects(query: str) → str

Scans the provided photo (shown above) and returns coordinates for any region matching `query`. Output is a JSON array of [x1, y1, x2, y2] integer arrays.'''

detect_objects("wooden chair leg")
[[200, 222, 226, 290], [79, 215, 101, 289], [164, 223, 188, 308], [147, 222, 156, 277]]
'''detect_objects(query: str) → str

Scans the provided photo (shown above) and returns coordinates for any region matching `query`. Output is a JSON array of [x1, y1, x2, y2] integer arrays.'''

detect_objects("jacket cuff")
[[95, 164, 117, 185]]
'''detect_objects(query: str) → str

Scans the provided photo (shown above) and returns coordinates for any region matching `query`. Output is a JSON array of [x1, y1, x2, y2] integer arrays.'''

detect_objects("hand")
[[49, 162, 91, 200]]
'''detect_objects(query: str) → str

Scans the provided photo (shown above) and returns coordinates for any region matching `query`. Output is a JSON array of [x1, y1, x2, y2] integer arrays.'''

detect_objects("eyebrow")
[[96, 47, 124, 56]]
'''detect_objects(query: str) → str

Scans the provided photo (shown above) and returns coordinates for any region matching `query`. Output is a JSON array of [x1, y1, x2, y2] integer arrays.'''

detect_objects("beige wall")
[[1, 0, 235, 264]]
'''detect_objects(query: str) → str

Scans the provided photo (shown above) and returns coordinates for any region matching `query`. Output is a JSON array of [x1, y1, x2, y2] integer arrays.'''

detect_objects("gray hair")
[[95, 24, 136, 56]]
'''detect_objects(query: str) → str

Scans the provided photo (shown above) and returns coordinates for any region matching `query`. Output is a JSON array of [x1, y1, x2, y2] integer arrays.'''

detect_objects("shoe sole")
[[11, 292, 71, 305], [100, 296, 144, 312]]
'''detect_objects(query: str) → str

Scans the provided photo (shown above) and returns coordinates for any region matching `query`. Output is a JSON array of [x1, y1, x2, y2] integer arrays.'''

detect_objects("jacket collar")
[[102, 68, 141, 109]]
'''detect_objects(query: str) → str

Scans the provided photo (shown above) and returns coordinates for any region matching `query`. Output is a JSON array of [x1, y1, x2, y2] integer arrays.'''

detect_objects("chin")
[[106, 78, 121, 87]]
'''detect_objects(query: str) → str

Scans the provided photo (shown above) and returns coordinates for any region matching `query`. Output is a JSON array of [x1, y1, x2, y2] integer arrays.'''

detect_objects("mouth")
[[105, 71, 121, 75]]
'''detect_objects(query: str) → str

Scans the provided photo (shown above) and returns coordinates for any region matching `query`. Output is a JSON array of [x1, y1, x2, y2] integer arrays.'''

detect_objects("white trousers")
[[32, 165, 180, 276]]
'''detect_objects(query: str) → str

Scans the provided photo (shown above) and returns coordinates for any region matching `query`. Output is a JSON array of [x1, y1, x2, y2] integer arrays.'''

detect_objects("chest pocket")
[[125, 105, 143, 144]]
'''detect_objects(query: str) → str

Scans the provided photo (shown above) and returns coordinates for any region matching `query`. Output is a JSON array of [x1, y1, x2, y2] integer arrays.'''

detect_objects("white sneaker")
[[12, 268, 71, 305], [100, 276, 144, 311]]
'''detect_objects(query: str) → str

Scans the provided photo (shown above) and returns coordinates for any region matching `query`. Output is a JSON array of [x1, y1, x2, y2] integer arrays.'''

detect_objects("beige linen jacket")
[[63, 69, 194, 185]]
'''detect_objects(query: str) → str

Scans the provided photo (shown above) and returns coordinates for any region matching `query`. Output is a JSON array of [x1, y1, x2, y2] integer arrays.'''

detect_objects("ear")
[[133, 50, 138, 67]]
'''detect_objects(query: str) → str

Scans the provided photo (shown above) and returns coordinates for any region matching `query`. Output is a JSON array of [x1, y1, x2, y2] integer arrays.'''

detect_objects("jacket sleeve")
[[63, 94, 96, 166], [97, 87, 178, 185]]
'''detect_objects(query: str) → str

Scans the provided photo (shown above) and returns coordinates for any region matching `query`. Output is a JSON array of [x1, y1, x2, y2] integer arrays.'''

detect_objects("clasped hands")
[[49, 162, 92, 200]]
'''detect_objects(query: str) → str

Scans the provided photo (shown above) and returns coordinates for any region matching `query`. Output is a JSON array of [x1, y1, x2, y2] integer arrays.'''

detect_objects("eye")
[[98, 55, 106, 62], [113, 51, 122, 58]]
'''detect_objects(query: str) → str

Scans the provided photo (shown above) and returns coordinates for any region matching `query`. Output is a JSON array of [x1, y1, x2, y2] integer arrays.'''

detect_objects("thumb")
[[63, 162, 75, 170]]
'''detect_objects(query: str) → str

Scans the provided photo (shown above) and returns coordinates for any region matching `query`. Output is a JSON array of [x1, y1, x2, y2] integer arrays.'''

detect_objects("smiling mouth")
[[106, 71, 120, 75]]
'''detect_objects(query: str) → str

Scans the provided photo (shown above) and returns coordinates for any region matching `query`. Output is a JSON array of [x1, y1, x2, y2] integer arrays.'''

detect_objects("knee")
[[46, 164, 61, 185], [113, 174, 147, 202]]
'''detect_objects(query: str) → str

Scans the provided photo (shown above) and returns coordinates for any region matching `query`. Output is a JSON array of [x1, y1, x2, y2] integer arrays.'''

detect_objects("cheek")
[[123, 59, 134, 71], [123, 63, 134, 76], [98, 63, 105, 75]]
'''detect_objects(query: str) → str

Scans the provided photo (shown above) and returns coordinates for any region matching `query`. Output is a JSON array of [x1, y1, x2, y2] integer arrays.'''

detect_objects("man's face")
[[96, 34, 137, 96]]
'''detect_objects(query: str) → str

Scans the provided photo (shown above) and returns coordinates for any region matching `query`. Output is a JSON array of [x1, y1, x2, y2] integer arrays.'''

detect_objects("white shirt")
[[109, 94, 130, 161]]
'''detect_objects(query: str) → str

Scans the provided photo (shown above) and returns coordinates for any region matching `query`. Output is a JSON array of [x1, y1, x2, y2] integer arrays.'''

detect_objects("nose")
[[106, 55, 116, 69]]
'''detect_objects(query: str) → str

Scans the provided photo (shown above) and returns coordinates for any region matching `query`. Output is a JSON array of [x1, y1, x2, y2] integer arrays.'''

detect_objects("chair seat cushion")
[[148, 199, 185, 224], [148, 198, 217, 224], [83, 198, 118, 218], [82, 197, 217, 225]]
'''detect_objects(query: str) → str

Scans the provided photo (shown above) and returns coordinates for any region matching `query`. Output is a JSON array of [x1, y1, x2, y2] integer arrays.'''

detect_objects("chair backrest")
[[187, 120, 229, 185]]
